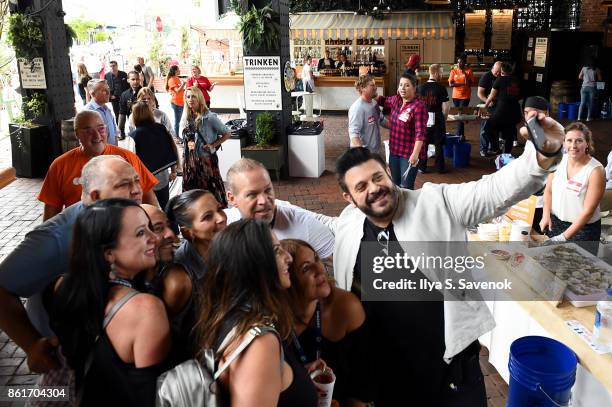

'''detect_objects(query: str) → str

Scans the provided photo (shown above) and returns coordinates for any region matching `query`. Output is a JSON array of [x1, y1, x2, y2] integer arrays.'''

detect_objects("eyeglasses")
[[78, 124, 106, 135], [377, 229, 389, 256]]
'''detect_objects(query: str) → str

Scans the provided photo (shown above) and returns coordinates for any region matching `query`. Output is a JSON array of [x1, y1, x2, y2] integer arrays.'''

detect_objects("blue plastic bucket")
[[557, 102, 568, 119], [453, 142, 471, 168], [444, 135, 461, 159], [507, 336, 577, 407], [567, 102, 579, 120]]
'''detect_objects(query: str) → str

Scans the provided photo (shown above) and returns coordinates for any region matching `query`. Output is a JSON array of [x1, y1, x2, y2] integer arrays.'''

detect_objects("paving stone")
[[0, 343, 17, 358], [14, 360, 30, 376], [0, 366, 17, 376], [7, 375, 38, 385], [0, 359, 21, 367]]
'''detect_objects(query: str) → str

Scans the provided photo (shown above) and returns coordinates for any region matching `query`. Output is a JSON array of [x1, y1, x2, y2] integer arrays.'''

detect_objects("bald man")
[[0, 156, 145, 375], [478, 61, 503, 156], [38, 109, 159, 221]]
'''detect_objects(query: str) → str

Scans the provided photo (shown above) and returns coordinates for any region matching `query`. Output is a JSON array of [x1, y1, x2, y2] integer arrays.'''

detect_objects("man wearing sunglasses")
[[38, 110, 159, 220], [298, 114, 566, 406]]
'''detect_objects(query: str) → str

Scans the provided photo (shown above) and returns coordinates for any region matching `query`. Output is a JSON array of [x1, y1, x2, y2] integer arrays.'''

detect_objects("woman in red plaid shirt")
[[378, 73, 428, 189]]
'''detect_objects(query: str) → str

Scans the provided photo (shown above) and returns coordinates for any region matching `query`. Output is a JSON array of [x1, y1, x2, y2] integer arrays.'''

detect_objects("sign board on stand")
[[243, 56, 282, 111], [18, 58, 47, 89]]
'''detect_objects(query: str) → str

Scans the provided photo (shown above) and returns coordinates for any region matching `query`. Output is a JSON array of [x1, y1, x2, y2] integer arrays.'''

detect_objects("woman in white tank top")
[[540, 122, 605, 253]]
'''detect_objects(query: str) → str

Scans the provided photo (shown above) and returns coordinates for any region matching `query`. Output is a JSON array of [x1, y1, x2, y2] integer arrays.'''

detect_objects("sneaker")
[[586, 118, 593, 122], [480, 151, 487, 157]]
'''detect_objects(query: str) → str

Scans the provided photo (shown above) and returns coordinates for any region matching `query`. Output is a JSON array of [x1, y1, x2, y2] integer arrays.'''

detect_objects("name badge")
[[398, 107, 411, 123], [565, 179, 583, 196]]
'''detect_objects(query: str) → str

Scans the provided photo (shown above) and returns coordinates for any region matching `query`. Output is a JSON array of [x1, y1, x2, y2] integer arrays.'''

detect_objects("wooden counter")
[[313, 75, 385, 87], [207, 75, 244, 86], [517, 300, 611, 391]]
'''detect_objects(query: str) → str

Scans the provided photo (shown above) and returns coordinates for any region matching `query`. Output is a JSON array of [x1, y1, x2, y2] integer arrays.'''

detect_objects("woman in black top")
[[196, 220, 318, 406], [485, 62, 522, 153], [130, 101, 178, 210], [51, 199, 171, 406], [282, 239, 371, 406]]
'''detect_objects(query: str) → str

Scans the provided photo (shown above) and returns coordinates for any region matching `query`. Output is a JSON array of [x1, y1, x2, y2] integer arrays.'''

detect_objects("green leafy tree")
[[67, 18, 102, 44], [149, 32, 164, 75]]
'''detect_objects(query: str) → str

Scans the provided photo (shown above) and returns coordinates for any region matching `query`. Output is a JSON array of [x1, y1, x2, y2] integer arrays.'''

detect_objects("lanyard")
[[291, 301, 322, 364]]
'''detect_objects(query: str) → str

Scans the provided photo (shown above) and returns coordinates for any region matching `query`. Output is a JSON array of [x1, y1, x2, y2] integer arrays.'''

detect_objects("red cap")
[[406, 54, 421, 69]]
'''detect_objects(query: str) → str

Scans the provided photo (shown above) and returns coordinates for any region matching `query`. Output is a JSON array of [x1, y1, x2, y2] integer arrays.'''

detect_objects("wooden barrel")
[[61, 119, 79, 152], [550, 81, 577, 116]]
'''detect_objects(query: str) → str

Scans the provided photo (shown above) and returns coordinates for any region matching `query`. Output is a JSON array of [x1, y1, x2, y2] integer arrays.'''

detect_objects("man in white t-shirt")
[[224, 158, 334, 259]]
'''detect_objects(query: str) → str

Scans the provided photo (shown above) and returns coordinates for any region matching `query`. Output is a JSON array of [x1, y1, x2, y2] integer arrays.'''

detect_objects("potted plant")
[[237, 3, 279, 53], [9, 92, 52, 178], [7, 11, 53, 178], [242, 112, 284, 180]]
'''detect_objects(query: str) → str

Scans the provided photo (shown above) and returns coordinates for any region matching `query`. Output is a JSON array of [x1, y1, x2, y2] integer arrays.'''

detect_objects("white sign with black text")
[[243, 56, 282, 111], [533, 38, 548, 68], [18, 58, 47, 89]]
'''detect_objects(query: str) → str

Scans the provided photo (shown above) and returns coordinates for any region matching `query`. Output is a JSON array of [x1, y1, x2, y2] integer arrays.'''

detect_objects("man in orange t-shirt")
[[38, 110, 158, 220], [448, 54, 474, 139]]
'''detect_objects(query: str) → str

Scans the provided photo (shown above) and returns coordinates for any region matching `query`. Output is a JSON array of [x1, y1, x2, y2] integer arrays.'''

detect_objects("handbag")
[[156, 325, 282, 407]]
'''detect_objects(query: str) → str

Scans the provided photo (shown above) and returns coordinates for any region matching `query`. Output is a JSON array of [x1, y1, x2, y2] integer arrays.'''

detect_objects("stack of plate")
[[478, 223, 499, 241]]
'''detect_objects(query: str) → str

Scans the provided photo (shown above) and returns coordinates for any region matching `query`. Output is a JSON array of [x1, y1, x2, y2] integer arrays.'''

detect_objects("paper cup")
[[510, 220, 531, 242], [310, 368, 336, 407]]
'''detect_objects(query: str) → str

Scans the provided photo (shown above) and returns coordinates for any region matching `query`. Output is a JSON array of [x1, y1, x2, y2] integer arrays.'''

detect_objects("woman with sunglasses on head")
[[281, 239, 371, 407], [130, 101, 178, 210], [540, 122, 605, 254], [179, 86, 230, 205], [195, 219, 318, 406], [50, 199, 171, 406], [126, 87, 175, 137]]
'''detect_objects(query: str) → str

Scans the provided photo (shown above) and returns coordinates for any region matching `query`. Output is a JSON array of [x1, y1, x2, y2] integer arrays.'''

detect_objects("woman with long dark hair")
[[51, 199, 171, 406], [196, 219, 318, 406], [166, 189, 227, 282], [165, 65, 185, 139], [130, 101, 178, 210], [282, 239, 371, 407], [179, 86, 230, 205]]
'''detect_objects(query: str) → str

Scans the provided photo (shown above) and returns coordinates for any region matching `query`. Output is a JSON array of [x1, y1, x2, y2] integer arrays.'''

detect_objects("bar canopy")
[[290, 11, 455, 40]]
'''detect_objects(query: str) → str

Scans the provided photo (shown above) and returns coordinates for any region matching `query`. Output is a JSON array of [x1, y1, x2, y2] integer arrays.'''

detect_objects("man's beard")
[[352, 185, 398, 219]]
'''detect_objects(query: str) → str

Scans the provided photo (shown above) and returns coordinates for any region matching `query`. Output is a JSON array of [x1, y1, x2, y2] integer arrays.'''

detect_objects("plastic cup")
[[310, 368, 336, 407]]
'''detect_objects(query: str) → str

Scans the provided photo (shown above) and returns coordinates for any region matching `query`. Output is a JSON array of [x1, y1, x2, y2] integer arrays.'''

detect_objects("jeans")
[[171, 103, 184, 139], [452, 98, 470, 138], [479, 119, 499, 153], [578, 86, 596, 120], [389, 154, 418, 190]]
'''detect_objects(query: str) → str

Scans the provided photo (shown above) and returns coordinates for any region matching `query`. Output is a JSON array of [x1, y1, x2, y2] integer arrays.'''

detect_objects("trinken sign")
[[243, 56, 282, 110]]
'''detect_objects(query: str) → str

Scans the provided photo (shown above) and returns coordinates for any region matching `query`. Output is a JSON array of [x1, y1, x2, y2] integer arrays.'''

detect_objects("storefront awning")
[[290, 12, 455, 40]]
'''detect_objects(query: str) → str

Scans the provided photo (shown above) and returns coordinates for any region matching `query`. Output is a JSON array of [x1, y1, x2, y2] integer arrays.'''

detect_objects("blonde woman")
[[127, 87, 175, 137], [541, 122, 605, 254], [179, 86, 230, 204], [76, 63, 92, 104]]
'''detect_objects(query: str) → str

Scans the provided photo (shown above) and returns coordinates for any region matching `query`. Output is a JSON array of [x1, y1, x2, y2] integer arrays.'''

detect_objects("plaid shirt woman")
[[378, 74, 428, 189]]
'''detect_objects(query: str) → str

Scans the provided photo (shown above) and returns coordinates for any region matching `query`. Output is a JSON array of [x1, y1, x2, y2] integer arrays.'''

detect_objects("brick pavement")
[[4, 113, 611, 406]]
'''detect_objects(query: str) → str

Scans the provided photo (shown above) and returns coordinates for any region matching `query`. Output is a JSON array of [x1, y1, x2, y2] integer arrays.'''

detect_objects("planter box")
[[241, 144, 284, 181], [9, 124, 53, 178]]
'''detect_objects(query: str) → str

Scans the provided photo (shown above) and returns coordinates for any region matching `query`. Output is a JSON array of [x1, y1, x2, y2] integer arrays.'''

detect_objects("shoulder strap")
[[77, 289, 140, 406], [103, 290, 140, 328], [213, 326, 283, 380]]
